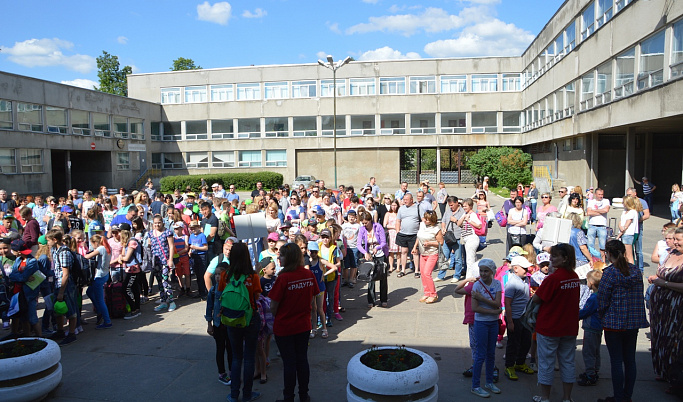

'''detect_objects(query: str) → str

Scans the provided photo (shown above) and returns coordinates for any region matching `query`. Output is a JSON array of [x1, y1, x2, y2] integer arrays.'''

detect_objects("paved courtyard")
[[51, 187, 677, 402]]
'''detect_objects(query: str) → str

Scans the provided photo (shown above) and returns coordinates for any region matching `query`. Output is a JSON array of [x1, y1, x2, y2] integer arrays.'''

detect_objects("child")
[[45, 229, 79, 345], [318, 228, 342, 327], [188, 221, 208, 299], [259, 257, 277, 297], [260, 232, 280, 272], [255, 257, 276, 385], [522, 244, 537, 274], [578, 269, 603, 386], [307, 241, 328, 339], [528, 252, 551, 372], [455, 276, 480, 378], [172, 222, 191, 296], [503, 256, 535, 380], [470, 259, 503, 397], [8, 239, 41, 337], [205, 262, 233, 386], [341, 210, 361, 288]]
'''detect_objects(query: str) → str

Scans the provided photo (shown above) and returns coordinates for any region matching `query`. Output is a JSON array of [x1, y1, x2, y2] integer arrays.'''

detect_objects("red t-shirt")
[[269, 266, 319, 337], [534, 268, 580, 337], [243, 273, 262, 310]]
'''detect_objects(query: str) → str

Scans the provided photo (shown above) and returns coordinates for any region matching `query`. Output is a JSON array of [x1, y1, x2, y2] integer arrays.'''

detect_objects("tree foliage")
[[468, 147, 533, 188], [96, 51, 132, 97], [171, 57, 202, 71]]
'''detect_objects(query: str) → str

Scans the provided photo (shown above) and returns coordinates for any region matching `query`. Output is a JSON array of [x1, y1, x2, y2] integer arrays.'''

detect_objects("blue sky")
[[0, 0, 562, 89]]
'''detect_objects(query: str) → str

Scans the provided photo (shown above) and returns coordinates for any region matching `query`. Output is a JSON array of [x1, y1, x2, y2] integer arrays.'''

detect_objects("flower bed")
[[0, 337, 62, 402]]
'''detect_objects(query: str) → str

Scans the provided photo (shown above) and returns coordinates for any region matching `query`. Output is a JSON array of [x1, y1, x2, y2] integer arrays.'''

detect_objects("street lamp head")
[[337, 56, 351, 68], [317, 60, 327, 68], [326, 55, 334, 65]]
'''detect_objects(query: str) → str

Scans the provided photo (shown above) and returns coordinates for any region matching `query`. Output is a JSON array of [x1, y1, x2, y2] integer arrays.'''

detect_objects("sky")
[[0, 0, 563, 90]]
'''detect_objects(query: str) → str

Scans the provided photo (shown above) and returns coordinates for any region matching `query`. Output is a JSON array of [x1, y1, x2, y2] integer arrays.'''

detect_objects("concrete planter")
[[347, 346, 439, 402], [0, 337, 62, 402]]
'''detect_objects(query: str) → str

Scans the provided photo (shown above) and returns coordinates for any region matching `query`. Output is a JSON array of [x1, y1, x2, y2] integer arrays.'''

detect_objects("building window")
[[184, 86, 207, 103], [265, 150, 287, 167], [440, 75, 466, 93], [186, 152, 209, 168], [502, 112, 522, 132], [117, 152, 130, 170], [350, 115, 374, 135], [161, 88, 181, 104], [565, 22, 576, 53], [321, 115, 346, 136], [380, 77, 406, 95], [92, 113, 111, 137], [409, 76, 436, 94], [265, 117, 288, 138], [581, 72, 595, 110], [212, 151, 235, 168], [615, 48, 635, 97], [380, 114, 405, 135], [502, 74, 521, 91], [615, 0, 632, 13], [471, 112, 497, 133], [320, 79, 346, 97], [596, 62, 612, 104], [210, 84, 234, 102], [471, 75, 498, 92], [581, 2, 595, 41], [573, 136, 585, 150], [0, 100, 12, 130], [553, 34, 565, 59], [151, 122, 161, 141], [554, 88, 565, 120], [0, 149, 16, 174], [186, 120, 208, 140], [239, 150, 262, 167], [16, 103, 42, 132], [292, 81, 316, 98], [163, 122, 182, 141], [71, 110, 90, 135], [237, 118, 261, 139], [264, 82, 289, 99], [237, 83, 261, 100], [563, 139, 572, 151], [638, 30, 665, 90], [596, 0, 613, 28], [46, 106, 67, 134], [162, 153, 183, 169], [151, 153, 162, 169], [130, 118, 143, 140], [113, 116, 128, 138], [211, 119, 234, 139], [672, 19, 683, 78], [349, 78, 375, 95], [20, 149, 42, 173], [565, 82, 576, 115], [441, 113, 466, 134], [410, 114, 435, 135], [293, 116, 317, 137]]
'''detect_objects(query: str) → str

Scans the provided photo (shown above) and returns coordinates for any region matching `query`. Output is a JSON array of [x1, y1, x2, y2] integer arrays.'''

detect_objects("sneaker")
[[243, 391, 261, 402], [50, 331, 66, 340], [532, 396, 550, 402], [59, 334, 77, 346], [154, 303, 168, 312], [493, 367, 499, 383], [42, 328, 56, 337], [326, 319, 333, 328], [75, 325, 84, 335], [168, 302, 177, 312], [484, 383, 501, 394], [155, 298, 163, 304], [577, 372, 598, 386], [451, 277, 460, 283], [504, 367, 518, 381], [218, 373, 231, 385], [463, 366, 474, 377], [496, 341, 503, 349], [2, 321, 9, 330], [124, 310, 141, 319], [471, 387, 491, 398], [348, 282, 354, 289], [514, 364, 535, 375], [140, 296, 149, 305], [334, 313, 343, 321], [227, 396, 238, 402], [434, 277, 444, 282], [96, 323, 113, 330]]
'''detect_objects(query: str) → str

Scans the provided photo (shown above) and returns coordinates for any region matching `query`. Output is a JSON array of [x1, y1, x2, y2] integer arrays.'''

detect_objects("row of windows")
[[0, 149, 43, 174], [151, 150, 287, 170], [149, 111, 524, 141], [160, 73, 523, 104], [0, 101, 144, 139]]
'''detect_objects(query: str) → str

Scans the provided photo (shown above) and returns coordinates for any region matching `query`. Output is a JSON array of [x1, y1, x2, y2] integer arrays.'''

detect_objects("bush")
[[159, 172, 283, 193], [468, 147, 533, 188]]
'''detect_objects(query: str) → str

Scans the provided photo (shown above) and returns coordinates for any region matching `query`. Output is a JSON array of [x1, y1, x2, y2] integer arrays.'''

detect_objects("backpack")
[[219, 275, 253, 328], [0, 276, 9, 314], [217, 215, 233, 238], [61, 249, 91, 287]]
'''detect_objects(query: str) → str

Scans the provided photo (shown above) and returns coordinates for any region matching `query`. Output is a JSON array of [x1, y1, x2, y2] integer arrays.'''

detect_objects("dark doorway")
[[597, 134, 626, 200], [51, 150, 68, 197], [651, 133, 683, 203], [70, 151, 113, 191]]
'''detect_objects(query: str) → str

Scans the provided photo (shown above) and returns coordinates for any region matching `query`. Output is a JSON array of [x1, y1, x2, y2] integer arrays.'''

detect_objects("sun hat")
[[510, 255, 532, 269], [308, 241, 319, 251], [508, 246, 528, 256], [478, 258, 497, 272]]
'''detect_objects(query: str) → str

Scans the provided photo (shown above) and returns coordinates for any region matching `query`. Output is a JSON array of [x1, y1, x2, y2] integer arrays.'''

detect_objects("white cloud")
[[327, 22, 341, 34], [197, 1, 232, 25], [117, 36, 128, 45], [316, 51, 328, 60], [424, 18, 535, 57], [0, 38, 96, 73], [358, 46, 421, 61], [61, 78, 98, 90], [362, 0, 379, 3], [346, 7, 465, 36], [242, 8, 266, 18]]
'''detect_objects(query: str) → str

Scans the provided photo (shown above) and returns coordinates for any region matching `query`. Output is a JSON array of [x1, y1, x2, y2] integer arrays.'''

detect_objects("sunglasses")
[[541, 196, 550, 199], [320, 235, 329, 239]]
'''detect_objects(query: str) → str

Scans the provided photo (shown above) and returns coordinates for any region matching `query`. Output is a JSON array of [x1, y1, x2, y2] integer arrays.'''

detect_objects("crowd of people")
[[0, 174, 680, 402]]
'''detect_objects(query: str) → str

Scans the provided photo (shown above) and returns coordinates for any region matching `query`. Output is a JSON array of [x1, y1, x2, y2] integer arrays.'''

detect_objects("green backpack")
[[219, 275, 253, 328]]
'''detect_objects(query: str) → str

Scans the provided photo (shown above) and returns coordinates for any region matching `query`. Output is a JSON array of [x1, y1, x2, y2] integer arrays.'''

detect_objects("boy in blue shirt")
[[188, 221, 208, 300], [578, 269, 603, 386]]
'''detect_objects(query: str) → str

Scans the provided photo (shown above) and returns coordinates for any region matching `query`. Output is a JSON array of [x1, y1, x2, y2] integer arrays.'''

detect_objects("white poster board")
[[541, 217, 572, 244], [232, 213, 269, 240]]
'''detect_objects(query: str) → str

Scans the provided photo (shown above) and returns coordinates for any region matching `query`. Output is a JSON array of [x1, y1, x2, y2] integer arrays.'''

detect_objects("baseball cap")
[[308, 241, 319, 251], [347, 209, 357, 216], [307, 218, 317, 226], [10, 239, 32, 255], [508, 246, 528, 256], [186, 192, 196, 198], [38, 235, 47, 245], [537, 252, 551, 265], [259, 257, 274, 267], [212, 183, 220, 188], [2, 214, 14, 220], [117, 223, 132, 231], [61, 205, 73, 213], [478, 258, 497, 272], [315, 206, 325, 215], [189, 221, 200, 227], [510, 255, 532, 269], [267, 232, 279, 242], [173, 221, 185, 229], [110, 224, 121, 232], [226, 236, 239, 243], [280, 222, 292, 230], [319, 228, 332, 238]]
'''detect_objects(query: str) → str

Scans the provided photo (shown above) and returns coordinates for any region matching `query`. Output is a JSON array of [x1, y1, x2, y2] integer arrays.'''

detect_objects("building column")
[[436, 146, 441, 184], [590, 132, 598, 188], [625, 127, 636, 191], [643, 132, 652, 179]]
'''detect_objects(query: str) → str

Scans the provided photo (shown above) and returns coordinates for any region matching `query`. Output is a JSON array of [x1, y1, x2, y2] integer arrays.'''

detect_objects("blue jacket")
[[579, 293, 601, 331], [9, 257, 40, 300], [205, 283, 222, 327]]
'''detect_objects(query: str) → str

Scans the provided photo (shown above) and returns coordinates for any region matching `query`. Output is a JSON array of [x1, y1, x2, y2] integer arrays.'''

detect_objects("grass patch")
[[489, 187, 511, 198]]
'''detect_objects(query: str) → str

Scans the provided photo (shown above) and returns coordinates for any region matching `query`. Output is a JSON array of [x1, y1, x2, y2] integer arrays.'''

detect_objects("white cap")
[[511, 255, 532, 269]]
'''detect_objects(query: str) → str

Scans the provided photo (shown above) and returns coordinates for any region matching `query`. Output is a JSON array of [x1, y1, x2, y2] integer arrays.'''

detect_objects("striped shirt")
[[52, 245, 73, 289], [643, 182, 653, 195]]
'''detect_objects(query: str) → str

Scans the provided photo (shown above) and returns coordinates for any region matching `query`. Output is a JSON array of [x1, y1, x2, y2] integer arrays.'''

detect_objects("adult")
[[415, 191, 432, 217], [214, 184, 228, 199], [0, 189, 17, 213], [502, 190, 517, 215], [536, 192, 558, 230], [32, 195, 49, 235], [413, 210, 443, 304], [84, 234, 112, 329], [200, 202, 220, 278], [458, 198, 483, 278], [275, 190, 290, 213], [108, 206, 138, 238], [116, 187, 127, 207], [383, 199, 400, 273], [357, 211, 388, 308], [597, 240, 648, 402], [251, 181, 263, 199], [557, 187, 569, 212], [376, 194, 392, 229], [506, 196, 528, 254], [149, 193, 164, 217], [69, 189, 83, 212], [226, 184, 239, 203], [616, 196, 640, 265], [531, 243, 580, 402], [225, 243, 262, 402], [306, 188, 322, 217], [633, 176, 656, 213], [204, 237, 237, 292], [266, 202, 282, 234], [394, 182, 410, 206], [395, 193, 421, 278], [568, 213, 593, 279], [19, 207, 40, 251], [437, 196, 465, 282], [269, 243, 318, 402], [368, 176, 380, 198], [649, 227, 683, 394], [421, 183, 437, 211], [528, 182, 538, 222], [321, 193, 342, 224], [285, 195, 306, 227], [436, 182, 448, 217], [626, 187, 650, 273], [586, 188, 610, 261]]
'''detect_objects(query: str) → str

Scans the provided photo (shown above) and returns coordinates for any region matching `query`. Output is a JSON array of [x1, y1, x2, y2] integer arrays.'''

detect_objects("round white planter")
[[0, 337, 62, 402], [347, 346, 438, 402]]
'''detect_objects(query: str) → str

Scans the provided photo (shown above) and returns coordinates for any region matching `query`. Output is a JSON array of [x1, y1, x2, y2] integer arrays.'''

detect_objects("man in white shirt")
[[394, 182, 410, 206], [557, 187, 569, 212], [586, 188, 610, 261], [368, 177, 380, 198]]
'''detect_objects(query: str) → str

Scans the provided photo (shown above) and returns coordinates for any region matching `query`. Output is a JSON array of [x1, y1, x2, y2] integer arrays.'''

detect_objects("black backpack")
[[60, 249, 93, 287]]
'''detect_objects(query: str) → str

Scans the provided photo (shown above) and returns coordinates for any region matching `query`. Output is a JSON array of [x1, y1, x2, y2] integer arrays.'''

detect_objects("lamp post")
[[318, 55, 351, 188]]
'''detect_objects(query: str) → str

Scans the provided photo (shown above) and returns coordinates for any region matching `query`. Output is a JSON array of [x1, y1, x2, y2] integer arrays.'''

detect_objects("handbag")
[[495, 210, 507, 227], [443, 221, 458, 248], [357, 260, 374, 281], [509, 234, 523, 246], [521, 297, 541, 332], [370, 257, 386, 281]]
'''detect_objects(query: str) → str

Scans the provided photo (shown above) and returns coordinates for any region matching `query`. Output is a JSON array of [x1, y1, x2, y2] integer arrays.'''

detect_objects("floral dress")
[[650, 256, 683, 380], [386, 212, 399, 253]]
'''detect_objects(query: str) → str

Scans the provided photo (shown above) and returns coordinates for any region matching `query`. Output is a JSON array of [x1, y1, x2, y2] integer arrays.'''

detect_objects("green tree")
[[171, 57, 202, 71], [96, 51, 132, 97], [468, 147, 532, 187]]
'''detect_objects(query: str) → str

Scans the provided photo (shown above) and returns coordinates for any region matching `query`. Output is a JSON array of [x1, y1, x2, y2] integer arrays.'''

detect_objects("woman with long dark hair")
[[597, 240, 648, 402], [270, 243, 319, 402]]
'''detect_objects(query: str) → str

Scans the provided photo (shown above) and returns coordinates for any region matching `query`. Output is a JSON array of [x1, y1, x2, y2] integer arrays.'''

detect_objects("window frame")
[[408, 76, 437, 94], [379, 77, 407, 95], [439, 75, 467, 93], [16, 102, 43, 132], [161, 88, 182, 104], [264, 82, 289, 100], [236, 83, 261, 101], [320, 79, 346, 97], [20, 149, 43, 173], [185, 151, 209, 168], [212, 151, 235, 168], [349, 78, 376, 96], [116, 152, 130, 170], [210, 84, 235, 102], [471, 74, 498, 92], [238, 150, 262, 167], [0, 148, 17, 174], [265, 150, 287, 167], [291, 81, 317, 98]]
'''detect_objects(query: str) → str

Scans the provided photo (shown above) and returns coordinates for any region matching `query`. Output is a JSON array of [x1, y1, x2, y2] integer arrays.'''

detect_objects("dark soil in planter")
[[0, 339, 47, 359], [361, 348, 423, 372]]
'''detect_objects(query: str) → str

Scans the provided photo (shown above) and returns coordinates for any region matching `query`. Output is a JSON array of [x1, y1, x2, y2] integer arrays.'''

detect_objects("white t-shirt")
[[657, 239, 670, 264], [416, 222, 441, 256], [620, 209, 639, 235], [587, 198, 610, 226], [342, 222, 361, 249], [472, 279, 502, 322], [82, 200, 96, 219], [507, 208, 528, 235]]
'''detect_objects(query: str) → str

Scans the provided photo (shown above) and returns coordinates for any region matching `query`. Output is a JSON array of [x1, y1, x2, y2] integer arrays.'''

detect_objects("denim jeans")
[[472, 319, 498, 388], [605, 329, 639, 402], [227, 313, 261, 399], [86, 274, 111, 324], [587, 225, 607, 251], [634, 231, 644, 272], [438, 240, 463, 280], [275, 331, 311, 402], [582, 329, 602, 376], [530, 199, 537, 222], [191, 253, 208, 297]]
